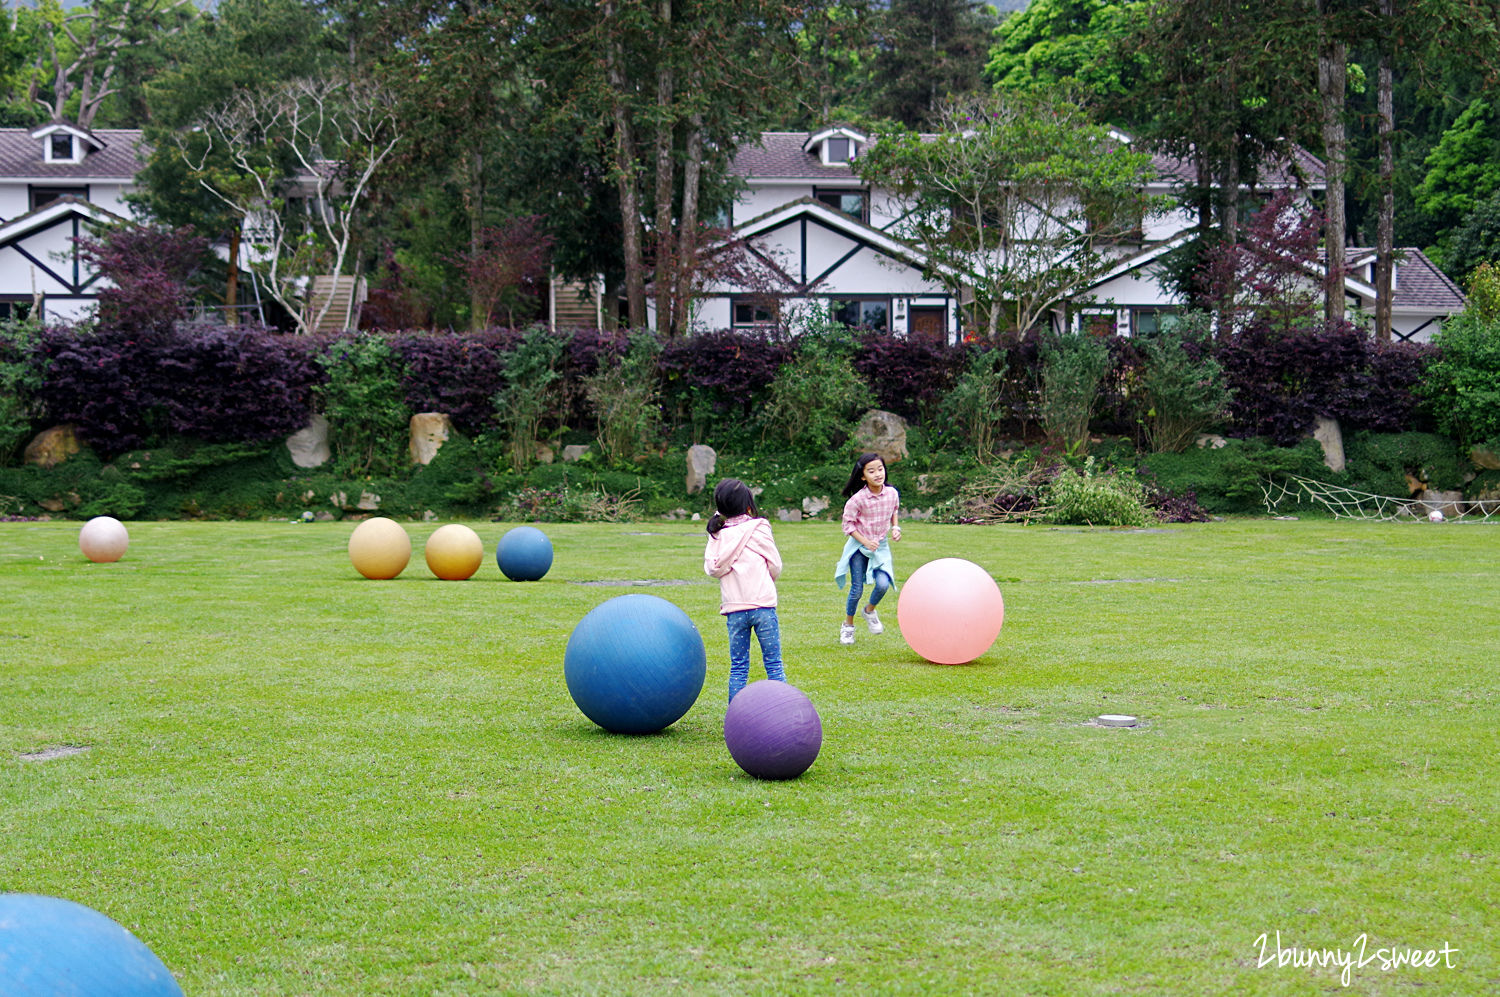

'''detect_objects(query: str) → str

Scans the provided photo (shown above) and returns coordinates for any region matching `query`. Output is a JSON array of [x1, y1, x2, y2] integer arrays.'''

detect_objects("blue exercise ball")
[[496, 526, 554, 581], [564, 594, 706, 733], [0, 893, 183, 996]]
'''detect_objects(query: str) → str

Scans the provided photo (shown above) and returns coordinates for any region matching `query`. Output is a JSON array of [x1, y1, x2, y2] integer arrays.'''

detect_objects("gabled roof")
[[0, 194, 128, 246], [732, 128, 1326, 190], [1341, 247, 1467, 314], [0, 126, 146, 181]]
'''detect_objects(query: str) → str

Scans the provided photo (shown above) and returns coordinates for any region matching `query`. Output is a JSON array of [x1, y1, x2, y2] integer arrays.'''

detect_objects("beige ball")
[[79, 516, 129, 563], [348, 517, 411, 579], [424, 524, 484, 581]]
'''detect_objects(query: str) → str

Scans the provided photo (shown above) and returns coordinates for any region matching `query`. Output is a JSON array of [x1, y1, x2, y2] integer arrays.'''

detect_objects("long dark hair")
[[841, 452, 884, 499], [707, 478, 758, 536]]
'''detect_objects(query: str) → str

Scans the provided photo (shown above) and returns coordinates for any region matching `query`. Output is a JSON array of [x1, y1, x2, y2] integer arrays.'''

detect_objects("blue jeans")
[[725, 606, 785, 702], [845, 549, 893, 617]]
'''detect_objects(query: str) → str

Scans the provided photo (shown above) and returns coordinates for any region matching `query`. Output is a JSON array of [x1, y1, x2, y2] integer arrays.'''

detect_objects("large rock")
[[1312, 416, 1345, 473], [802, 495, 830, 517], [562, 444, 590, 463], [24, 425, 81, 468], [852, 409, 908, 464], [286, 415, 331, 469], [1471, 445, 1500, 471], [409, 412, 453, 466], [685, 444, 717, 494]]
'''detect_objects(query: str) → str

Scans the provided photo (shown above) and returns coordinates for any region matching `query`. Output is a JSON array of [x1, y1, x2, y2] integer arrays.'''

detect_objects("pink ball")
[[896, 557, 1005, 664], [78, 516, 129, 563]]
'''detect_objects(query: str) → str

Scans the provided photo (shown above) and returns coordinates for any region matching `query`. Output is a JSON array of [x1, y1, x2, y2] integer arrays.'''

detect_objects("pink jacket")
[[703, 516, 782, 614]]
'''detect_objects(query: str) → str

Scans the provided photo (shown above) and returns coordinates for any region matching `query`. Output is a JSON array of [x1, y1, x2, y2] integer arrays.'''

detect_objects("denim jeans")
[[725, 606, 785, 702], [844, 549, 893, 618]]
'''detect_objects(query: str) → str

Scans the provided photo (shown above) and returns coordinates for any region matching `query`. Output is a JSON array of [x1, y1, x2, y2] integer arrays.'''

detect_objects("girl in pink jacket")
[[704, 478, 785, 702]]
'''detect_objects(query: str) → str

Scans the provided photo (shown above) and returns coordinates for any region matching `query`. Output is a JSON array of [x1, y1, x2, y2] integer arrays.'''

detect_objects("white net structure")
[[1261, 475, 1500, 522]]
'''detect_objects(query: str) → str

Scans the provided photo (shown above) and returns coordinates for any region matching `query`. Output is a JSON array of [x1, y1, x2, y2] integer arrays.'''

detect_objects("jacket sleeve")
[[704, 536, 732, 578], [752, 522, 783, 581]]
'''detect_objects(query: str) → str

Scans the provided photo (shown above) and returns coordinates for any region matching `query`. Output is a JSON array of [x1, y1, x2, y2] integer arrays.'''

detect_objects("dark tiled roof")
[[0, 128, 147, 180], [1347, 247, 1467, 312], [733, 129, 1326, 188]]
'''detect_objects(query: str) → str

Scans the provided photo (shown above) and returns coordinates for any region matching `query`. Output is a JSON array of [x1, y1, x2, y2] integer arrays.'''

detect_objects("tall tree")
[[868, 0, 996, 127], [856, 89, 1163, 338]]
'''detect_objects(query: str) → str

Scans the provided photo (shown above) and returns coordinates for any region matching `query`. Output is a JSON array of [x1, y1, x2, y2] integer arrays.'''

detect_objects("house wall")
[[0, 181, 134, 221]]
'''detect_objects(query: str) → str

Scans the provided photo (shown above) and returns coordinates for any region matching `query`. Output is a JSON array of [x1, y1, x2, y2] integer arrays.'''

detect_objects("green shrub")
[[1135, 317, 1232, 453], [1044, 457, 1152, 527], [584, 332, 662, 463], [937, 348, 1007, 460], [1039, 332, 1110, 454], [494, 326, 566, 473], [0, 319, 44, 466], [1135, 438, 1331, 514], [1421, 298, 1500, 448], [760, 326, 874, 453], [317, 335, 411, 477], [1341, 431, 1465, 496]]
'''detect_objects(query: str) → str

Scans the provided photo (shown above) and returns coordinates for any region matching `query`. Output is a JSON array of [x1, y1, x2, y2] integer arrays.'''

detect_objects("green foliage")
[[760, 325, 874, 454], [1415, 97, 1500, 232], [1420, 306, 1500, 447], [1135, 438, 1330, 514], [1342, 432, 1465, 496], [1134, 317, 1232, 453], [584, 332, 662, 464], [937, 347, 1008, 460], [1043, 457, 1152, 527], [0, 319, 45, 465], [316, 335, 412, 478], [1039, 332, 1111, 453], [493, 327, 567, 473], [985, 0, 1142, 103], [1443, 190, 1500, 286]]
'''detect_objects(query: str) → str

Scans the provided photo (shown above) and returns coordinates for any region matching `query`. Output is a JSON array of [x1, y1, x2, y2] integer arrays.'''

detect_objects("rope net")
[[1261, 475, 1500, 522]]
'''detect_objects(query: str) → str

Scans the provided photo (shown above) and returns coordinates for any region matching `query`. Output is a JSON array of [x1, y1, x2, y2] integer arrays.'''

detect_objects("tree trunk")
[[1317, 11, 1347, 325], [224, 226, 241, 326], [603, 3, 647, 329], [652, 0, 676, 336], [1375, 0, 1395, 342], [469, 149, 487, 330], [673, 108, 705, 338]]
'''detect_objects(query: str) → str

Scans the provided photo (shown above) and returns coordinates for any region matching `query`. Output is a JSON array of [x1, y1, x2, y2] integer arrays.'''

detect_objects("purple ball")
[[723, 680, 822, 780]]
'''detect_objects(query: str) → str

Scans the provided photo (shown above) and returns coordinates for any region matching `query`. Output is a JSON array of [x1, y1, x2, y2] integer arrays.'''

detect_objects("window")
[[1131, 308, 1183, 337], [732, 299, 779, 327], [831, 298, 889, 331], [826, 137, 853, 163], [1079, 311, 1117, 337], [0, 298, 34, 322], [49, 134, 73, 160], [29, 186, 87, 212], [814, 187, 867, 223]]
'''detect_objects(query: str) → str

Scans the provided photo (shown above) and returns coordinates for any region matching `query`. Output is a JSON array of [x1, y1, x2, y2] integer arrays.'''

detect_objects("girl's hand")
[[891, 526, 901, 542]]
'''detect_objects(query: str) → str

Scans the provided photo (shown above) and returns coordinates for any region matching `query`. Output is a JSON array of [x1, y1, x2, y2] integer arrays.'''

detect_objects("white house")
[[0, 121, 144, 323], [688, 125, 1465, 343]]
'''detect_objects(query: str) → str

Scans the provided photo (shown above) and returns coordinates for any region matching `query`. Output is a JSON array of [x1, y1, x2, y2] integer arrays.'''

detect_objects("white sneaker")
[[839, 623, 856, 645], [863, 609, 884, 635]]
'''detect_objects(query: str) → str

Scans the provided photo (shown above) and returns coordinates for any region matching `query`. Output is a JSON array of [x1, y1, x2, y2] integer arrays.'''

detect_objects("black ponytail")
[[707, 478, 757, 536]]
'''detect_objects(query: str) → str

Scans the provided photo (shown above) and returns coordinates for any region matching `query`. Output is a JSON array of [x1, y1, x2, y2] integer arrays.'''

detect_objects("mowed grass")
[[1, 517, 1495, 995]]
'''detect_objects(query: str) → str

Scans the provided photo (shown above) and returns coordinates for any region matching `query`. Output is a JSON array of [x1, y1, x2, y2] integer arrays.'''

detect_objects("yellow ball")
[[424, 524, 484, 581], [79, 516, 129, 563], [348, 517, 411, 579]]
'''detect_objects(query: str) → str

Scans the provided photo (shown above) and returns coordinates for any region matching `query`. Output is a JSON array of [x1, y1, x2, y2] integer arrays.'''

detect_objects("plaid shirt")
[[842, 485, 900, 544]]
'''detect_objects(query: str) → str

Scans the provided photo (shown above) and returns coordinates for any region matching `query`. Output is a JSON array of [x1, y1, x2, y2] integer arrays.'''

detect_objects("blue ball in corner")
[[496, 525, 554, 581], [564, 594, 706, 733], [0, 893, 183, 996]]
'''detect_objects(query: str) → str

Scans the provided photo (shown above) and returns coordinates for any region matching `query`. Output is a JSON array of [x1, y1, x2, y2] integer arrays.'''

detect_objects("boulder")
[[286, 415, 331, 469], [685, 444, 717, 494], [1312, 416, 1345, 473], [802, 495, 830, 517], [1470, 445, 1500, 471], [562, 444, 590, 463], [409, 412, 452, 466], [1195, 434, 1228, 450], [776, 508, 803, 522], [852, 409, 908, 464], [1421, 490, 1464, 519], [24, 425, 81, 469]]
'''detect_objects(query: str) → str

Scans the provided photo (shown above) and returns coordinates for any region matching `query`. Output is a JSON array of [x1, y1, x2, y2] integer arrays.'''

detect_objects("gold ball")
[[348, 517, 411, 579], [424, 524, 484, 580]]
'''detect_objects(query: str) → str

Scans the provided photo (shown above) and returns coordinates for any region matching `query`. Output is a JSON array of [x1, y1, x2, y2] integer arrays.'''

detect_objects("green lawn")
[[2, 518, 1495, 995]]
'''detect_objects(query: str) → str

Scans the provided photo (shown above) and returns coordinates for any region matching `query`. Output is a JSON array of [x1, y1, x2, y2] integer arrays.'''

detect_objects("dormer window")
[[826, 137, 852, 163], [805, 126, 868, 168], [50, 134, 73, 161]]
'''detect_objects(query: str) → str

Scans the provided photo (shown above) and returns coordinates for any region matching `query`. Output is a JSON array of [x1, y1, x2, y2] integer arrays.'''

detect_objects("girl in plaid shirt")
[[834, 452, 901, 645]]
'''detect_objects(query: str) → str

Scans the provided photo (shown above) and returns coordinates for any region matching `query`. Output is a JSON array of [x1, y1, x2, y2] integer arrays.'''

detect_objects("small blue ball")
[[564, 594, 706, 733], [496, 526, 554, 581], [0, 893, 183, 996]]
